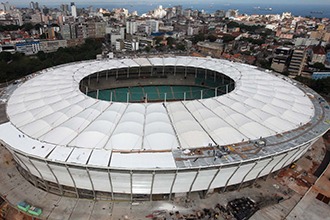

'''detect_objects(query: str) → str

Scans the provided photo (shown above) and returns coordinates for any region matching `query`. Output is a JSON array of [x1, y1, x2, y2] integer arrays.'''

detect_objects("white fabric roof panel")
[[4, 57, 316, 168], [144, 103, 179, 150], [121, 59, 139, 67], [66, 148, 92, 164], [167, 101, 215, 148], [162, 57, 177, 66], [0, 123, 55, 158], [105, 104, 145, 150], [149, 57, 163, 66], [175, 57, 193, 66], [47, 145, 74, 162], [133, 57, 152, 66], [87, 149, 111, 167], [110, 152, 176, 169], [185, 58, 207, 68]]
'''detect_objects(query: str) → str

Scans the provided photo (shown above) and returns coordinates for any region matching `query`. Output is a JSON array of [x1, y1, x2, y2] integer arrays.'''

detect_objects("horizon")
[[7, 1, 330, 8]]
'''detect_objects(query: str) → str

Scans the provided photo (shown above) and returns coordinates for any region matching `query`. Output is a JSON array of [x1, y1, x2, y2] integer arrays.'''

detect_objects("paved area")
[[285, 133, 330, 220]]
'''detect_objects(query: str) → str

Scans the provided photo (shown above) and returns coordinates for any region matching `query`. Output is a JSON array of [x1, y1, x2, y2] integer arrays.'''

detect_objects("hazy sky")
[[8, 0, 330, 7]]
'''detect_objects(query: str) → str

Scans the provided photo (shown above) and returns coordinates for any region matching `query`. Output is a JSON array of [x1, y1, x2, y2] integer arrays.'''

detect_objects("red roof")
[[312, 45, 326, 55]]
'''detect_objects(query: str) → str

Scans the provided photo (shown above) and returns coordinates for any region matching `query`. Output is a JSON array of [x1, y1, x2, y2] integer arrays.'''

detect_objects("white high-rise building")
[[30, 1, 35, 10], [146, 20, 159, 34], [71, 2, 77, 18], [126, 21, 137, 35], [0, 1, 10, 12]]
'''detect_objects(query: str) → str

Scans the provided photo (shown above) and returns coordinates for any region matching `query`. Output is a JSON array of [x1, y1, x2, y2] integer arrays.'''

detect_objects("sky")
[[7, 0, 330, 7]]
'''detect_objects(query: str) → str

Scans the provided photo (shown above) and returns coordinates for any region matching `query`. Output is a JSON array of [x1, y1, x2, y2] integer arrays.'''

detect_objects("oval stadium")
[[0, 56, 329, 201]]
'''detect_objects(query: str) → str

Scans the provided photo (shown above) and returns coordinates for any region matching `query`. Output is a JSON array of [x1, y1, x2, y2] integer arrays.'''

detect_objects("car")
[[28, 206, 42, 216], [17, 201, 30, 212]]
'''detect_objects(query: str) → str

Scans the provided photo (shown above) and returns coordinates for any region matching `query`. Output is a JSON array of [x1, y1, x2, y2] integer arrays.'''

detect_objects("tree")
[[326, 44, 330, 51], [191, 33, 205, 44], [207, 34, 217, 42], [227, 21, 240, 28], [39, 33, 47, 39], [0, 38, 103, 83], [145, 46, 151, 52], [176, 43, 186, 51], [0, 52, 13, 62], [21, 23, 34, 32], [153, 36, 163, 45], [166, 37, 175, 48], [222, 35, 235, 43], [313, 62, 325, 70]]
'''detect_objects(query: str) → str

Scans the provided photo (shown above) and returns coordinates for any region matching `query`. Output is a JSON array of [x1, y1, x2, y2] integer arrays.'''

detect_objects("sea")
[[75, 3, 330, 19], [13, 2, 330, 19]]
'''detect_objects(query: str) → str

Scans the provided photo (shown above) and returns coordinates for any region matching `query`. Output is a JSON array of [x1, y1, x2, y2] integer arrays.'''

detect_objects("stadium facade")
[[0, 56, 329, 201]]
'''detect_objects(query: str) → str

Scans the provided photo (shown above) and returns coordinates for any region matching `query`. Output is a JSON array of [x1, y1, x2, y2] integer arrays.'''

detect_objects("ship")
[[254, 6, 272, 11], [310, 11, 323, 14]]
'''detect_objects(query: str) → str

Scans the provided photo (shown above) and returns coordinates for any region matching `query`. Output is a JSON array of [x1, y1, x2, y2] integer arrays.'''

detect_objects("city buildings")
[[0, 2, 328, 78]]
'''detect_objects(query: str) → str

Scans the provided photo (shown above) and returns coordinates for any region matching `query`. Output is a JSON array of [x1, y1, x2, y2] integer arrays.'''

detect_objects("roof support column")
[[130, 170, 133, 202], [107, 169, 114, 200], [13, 153, 38, 187], [28, 157, 49, 192], [276, 147, 301, 175], [253, 156, 273, 185], [45, 160, 63, 195], [66, 165, 79, 198], [188, 169, 200, 198], [86, 167, 96, 199], [223, 162, 241, 193], [206, 165, 222, 195], [169, 170, 178, 201], [150, 171, 155, 201], [238, 159, 259, 191], [289, 143, 311, 166], [266, 153, 288, 180]]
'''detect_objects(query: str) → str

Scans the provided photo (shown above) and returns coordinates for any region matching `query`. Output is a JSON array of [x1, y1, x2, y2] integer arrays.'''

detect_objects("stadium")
[[0, 56, 329, 201]]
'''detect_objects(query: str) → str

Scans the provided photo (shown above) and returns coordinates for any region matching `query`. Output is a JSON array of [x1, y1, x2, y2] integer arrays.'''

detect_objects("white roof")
[[4, 57, 315, 168], [110, 152, 176, 168]]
